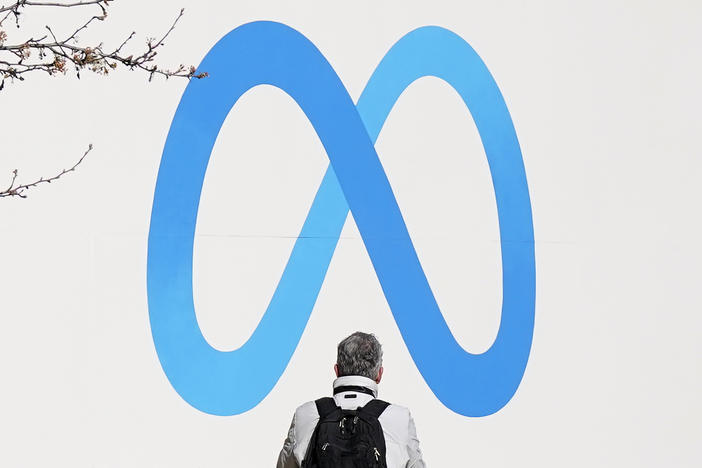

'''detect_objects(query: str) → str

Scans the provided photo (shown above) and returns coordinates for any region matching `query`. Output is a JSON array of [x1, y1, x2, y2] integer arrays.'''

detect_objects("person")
[[276, 332, 425, 467]]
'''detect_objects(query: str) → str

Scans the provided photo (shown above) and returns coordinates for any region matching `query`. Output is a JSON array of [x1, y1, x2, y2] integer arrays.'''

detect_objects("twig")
[[0, 143, 92, 198]]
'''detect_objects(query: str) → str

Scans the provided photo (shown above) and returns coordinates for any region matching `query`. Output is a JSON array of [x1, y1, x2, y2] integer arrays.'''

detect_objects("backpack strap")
[[314, 397, 338, 419], [360, 399, 390, 419], [359, 399, 390, 464], [303, 398, 339, 467]]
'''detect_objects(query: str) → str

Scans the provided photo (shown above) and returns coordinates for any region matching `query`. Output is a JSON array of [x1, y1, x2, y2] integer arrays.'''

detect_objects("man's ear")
[[375, 366, 384, 384], [334, 364, 340, 377]]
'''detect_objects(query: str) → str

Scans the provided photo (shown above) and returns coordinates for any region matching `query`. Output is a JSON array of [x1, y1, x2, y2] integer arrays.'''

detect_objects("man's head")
[[334, 332, 384, 383]]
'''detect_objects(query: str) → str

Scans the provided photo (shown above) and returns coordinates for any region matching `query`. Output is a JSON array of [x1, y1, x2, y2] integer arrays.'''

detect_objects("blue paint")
[[147, 21, 535, 417]]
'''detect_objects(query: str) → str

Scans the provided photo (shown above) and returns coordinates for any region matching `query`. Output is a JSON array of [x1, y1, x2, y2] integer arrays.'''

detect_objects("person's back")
[[276, 332, 425, 468]]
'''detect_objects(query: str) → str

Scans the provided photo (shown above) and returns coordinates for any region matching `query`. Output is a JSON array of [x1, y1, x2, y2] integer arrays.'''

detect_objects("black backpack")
[[301, 397, 390, 468]]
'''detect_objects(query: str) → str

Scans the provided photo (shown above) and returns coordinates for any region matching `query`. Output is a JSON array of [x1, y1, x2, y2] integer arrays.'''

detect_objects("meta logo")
[[147, 21, 535, 417]]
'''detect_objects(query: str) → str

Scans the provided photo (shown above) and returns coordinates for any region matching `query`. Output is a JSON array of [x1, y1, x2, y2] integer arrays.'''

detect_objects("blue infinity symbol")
[[148, 21, 535, 417]]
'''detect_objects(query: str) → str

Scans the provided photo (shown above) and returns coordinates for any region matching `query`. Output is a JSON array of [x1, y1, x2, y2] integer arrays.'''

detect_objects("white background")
[[1, 0, 700, 466]]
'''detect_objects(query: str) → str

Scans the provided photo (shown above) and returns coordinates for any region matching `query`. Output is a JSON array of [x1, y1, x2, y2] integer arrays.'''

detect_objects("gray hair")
[[336, 332, 383, 379]]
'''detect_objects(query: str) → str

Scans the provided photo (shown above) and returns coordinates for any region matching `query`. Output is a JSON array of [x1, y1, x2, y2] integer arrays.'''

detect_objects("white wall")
[[1, 0, 700, 466]]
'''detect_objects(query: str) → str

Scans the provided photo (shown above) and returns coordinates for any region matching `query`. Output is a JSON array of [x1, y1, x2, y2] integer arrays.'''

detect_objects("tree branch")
[[0, 1, 207, 85], [1, 143, 93, 198], [0, 1, 109, 15]]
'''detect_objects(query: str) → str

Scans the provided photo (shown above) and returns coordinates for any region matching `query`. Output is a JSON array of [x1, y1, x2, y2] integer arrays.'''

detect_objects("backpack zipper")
[[322, 442, 329, 452], [374, 447, 380, 461]]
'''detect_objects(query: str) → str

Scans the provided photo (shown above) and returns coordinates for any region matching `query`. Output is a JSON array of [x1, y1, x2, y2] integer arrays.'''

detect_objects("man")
[[277, 332, 425, 467]]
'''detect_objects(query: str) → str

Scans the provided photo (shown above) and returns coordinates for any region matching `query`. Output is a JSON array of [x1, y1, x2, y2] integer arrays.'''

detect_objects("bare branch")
[[0, 1, 109, 15], [112, 28, 133, 55], [149, 7, 182, 52], [0, 144, 93, 198]]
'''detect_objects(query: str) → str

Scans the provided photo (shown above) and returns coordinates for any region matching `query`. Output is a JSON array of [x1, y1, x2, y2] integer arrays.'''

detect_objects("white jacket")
[[276, 375, 426, 467]]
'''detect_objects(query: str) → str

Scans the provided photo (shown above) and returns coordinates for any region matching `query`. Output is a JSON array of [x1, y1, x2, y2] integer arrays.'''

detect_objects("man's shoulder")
[[380, 401, 411, 414], [292, 399, 322, 431], [294, 400, 319, 418], [377, 401, 413, 424]]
